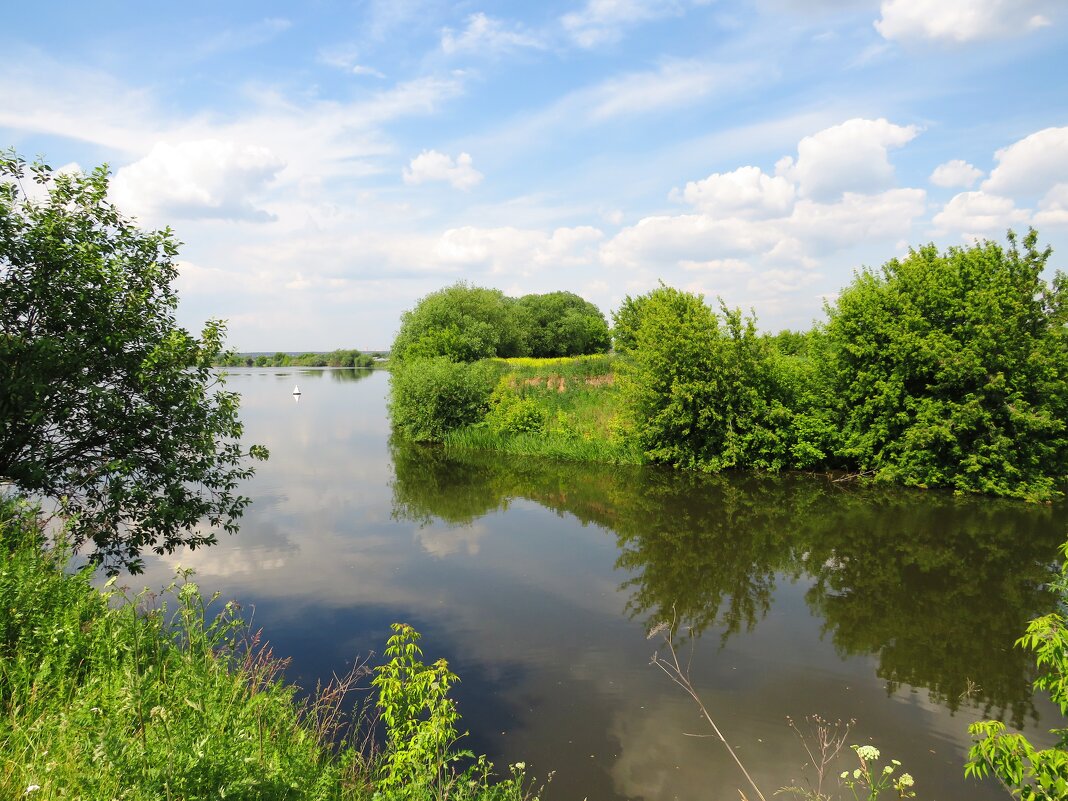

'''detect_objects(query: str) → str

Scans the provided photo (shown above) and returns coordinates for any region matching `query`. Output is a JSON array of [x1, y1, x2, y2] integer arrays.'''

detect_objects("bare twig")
[[649, 609, 769, 801]]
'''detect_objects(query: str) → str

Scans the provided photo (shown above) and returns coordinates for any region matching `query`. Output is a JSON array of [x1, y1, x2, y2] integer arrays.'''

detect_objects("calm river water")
[[127, 367, 1068, 801]]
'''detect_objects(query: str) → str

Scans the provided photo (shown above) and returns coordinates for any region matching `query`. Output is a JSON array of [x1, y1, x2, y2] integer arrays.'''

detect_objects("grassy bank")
[[443, 355, 640, 465], [0, 498, 533, 801]]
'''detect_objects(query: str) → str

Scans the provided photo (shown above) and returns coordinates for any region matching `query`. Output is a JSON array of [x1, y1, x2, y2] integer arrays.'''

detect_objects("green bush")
[[389, 358, 499, 442], [618, 286, 826, 472], [824, 229, 1068, 501]]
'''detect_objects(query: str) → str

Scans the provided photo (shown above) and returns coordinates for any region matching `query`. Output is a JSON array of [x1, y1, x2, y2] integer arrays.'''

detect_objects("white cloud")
[[198, 17, 292, 56], [775, 118, 919, 200], [1035, 183, 1068, 227], [929, 159, 983, 188], [875, 0, 1054, 44], [586, 59, 763, 121], [680, 258, 752, 274], [403, 150, 484, 190], [435, 225, 603, 274], [441, 13, 545, 55], [110, 139, 285, 222], [317, 44, 386, 78], [788, 188, 927, 249], [561, 0, 687, 47], [675, 166, 795, 219], [983, 126, 1068, 196], [932, 190, 1030, 238]]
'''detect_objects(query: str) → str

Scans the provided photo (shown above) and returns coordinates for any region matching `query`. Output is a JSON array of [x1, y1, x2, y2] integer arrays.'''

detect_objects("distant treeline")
[[389, 230, 1068, 502], [216, 349, 380, 368]]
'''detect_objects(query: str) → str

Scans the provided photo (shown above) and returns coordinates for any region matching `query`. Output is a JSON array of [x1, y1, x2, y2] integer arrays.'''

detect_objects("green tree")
[[618, 286, 829, 471], [823, 230, 1068, 501], [515, 291, 611, 357], [0, 153, 266, 573], [610, 292, 653, 354], [392, 283, 527, 362]]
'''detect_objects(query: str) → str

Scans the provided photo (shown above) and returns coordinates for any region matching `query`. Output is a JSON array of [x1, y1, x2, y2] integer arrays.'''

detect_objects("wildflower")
[[883, 765, 894, 774], [25, 787, 41, 796], [855, 745, 880, 762], [514, 762, 526, 771], [891, 759, 901, 766], [840, 771, 849, 779], [898, 773, 914, 787], [853, 769, 862, 779]]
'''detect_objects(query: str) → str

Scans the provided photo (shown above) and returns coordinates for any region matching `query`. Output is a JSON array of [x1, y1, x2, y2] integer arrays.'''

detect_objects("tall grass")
[[445, 355, 638, 465], [0, 498, 536, 801]]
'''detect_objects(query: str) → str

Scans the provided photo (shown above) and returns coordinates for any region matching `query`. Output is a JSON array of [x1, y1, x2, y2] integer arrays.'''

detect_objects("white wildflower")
[[883, 765, 894, 774], [898, 773, 914, 787], [840, 771, 849, 779], [855, 745, 880, 761], [25, 787, 41, 796]]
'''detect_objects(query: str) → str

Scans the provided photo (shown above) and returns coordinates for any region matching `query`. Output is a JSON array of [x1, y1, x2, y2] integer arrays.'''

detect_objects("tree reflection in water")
[[389, 440, 1067, 727]]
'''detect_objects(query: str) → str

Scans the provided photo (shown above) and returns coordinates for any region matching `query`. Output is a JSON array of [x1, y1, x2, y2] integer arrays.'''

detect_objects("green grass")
[[0, 497, 537, 801], [444, 355, 640, 465]]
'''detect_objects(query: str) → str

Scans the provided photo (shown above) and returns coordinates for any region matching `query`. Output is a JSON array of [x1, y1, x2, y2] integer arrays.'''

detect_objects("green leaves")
[[0, 152, 266, 572], [824, 230, 1068, 501]]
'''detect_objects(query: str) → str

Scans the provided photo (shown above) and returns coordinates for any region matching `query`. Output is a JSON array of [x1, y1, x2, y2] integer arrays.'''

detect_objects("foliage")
[[610, 292, 652, 355], [514, 291, 610, 357], [966, 540, 1068, 799], [0, 152, 266, 573], [0, 497, 535, 801], [838, 745, 915, 800], [823, 229, 1068, 501], [391, 283, 527, 362], [389, 358, 498, 442], [617, 286, 833, 472]]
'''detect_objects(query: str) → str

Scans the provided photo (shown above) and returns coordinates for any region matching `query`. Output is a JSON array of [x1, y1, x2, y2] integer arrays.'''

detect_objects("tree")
[[0, 153, 266, 573], [391, 282, 527, 362], [823, 230, 1068, 501], [515, 291, 611, 357]]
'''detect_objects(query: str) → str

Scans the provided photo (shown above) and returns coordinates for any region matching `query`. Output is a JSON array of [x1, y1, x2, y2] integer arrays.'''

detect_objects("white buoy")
[[293, 385, 301, 395]]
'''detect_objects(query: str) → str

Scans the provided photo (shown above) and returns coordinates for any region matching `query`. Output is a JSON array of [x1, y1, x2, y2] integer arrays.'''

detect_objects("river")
[[126, 367, 1068, 801]]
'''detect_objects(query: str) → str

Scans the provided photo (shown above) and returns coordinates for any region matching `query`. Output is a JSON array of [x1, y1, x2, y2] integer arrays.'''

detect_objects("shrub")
[[389, 358, 498, 442], [824, 229, 1068, 501]]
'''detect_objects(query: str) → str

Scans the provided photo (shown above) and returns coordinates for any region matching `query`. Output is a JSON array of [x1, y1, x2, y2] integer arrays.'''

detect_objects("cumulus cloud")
[[930, 159, 983, 188], [1035, 184, 1068, 227], [775, 118, 919, 201], [982, 126, 1068, 196], [441, 13, 545, 54], [675, 165, 795, 219], [875, 0, 1054, 44], [110, 139, 285, 222], [403, 150, 484, 190], [932, 190, 1030, 238]]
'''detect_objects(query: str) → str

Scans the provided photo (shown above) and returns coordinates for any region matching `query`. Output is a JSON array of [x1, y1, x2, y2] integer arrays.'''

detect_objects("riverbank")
[[0, 498, 533, 801]]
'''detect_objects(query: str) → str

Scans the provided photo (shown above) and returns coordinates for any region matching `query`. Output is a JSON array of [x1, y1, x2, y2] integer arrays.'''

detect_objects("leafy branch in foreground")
[[0, 151, 267, 573], [965, 541, 1068, 800]]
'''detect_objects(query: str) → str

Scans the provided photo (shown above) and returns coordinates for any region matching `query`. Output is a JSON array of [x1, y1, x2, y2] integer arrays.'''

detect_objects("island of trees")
[[389, 230, 1068, 504]]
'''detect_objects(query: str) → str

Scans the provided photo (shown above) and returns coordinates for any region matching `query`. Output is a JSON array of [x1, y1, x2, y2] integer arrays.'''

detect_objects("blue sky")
[[3, 0, 1067, 349]]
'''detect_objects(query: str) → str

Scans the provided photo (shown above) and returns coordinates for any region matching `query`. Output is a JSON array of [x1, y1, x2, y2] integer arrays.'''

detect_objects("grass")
[[0, 497, 537, 801], [445, 355, 641, 465]]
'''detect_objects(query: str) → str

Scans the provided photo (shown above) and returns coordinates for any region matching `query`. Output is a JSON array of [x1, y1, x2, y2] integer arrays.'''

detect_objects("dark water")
[[128, 368, 1068, 801]]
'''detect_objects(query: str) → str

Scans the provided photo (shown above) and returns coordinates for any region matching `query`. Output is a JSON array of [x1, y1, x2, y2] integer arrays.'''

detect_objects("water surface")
[[128, 368, 1068, 801]]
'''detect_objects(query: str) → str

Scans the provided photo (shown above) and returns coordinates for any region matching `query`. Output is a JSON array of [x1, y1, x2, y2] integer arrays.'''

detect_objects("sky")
[[2, 0, 1067, 350]]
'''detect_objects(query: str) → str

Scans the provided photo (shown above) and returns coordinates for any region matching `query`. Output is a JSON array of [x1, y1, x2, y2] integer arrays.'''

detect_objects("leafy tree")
[[618, 286, 830, 471], [824, 230, 1068, 501], [515, 291, 611, 357], [610, 292, 653, 354], [392, 283, 527, 362], [0, 153, 266, 573]]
